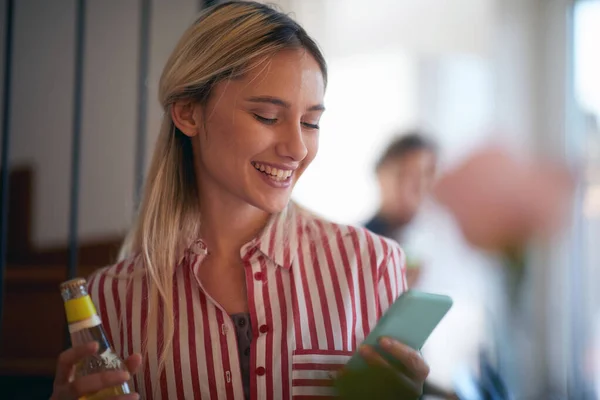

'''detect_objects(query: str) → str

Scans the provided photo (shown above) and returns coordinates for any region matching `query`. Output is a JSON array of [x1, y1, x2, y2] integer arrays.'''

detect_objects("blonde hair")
[[119, 0, 327, 380]]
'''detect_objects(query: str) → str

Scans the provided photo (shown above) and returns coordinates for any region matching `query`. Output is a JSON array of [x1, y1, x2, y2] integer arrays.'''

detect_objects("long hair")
[[119, 0, 327, 378]]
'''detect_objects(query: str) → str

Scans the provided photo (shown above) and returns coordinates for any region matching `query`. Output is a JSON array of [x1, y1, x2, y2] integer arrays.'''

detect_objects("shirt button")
[[244, 347, 251, 357], [238, 318, 246, 327], [256, 366, 266, 376], [253, 272, 263, 281], [259, 324, 269, 334]]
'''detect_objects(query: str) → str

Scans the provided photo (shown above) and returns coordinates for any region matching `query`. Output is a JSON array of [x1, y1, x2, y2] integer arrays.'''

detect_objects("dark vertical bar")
[[134, 0, 151, 206], [67, 0, 86, 280], [0, 0, 15, 337]]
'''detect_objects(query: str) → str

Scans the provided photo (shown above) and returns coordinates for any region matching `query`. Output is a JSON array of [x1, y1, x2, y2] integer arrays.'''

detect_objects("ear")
[[171, 100, 202, 137]]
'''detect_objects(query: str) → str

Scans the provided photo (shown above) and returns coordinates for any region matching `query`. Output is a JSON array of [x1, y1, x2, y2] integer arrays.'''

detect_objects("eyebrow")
[[245, 95, 325, 112]]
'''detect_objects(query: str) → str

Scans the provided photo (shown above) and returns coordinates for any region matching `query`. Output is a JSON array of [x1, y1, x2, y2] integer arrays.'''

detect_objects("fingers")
[[359, 345, 421, 395], [379, 337, 430, 382], [358, 344, 388, 368], [55, 342, 99, 385], [69, 370, 131, 398], [124, 353, 143, 374]]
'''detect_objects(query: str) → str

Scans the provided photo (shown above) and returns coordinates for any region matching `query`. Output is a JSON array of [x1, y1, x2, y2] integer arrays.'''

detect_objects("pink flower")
[[433, 147, 574, 251]]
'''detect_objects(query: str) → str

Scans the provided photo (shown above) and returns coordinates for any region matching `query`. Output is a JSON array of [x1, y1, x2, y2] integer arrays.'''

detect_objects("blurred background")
[[0, 0, 598, 398]]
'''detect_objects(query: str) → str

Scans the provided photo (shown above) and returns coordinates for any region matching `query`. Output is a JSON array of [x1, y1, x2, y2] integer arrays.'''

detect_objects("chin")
[[252, 195, 291, 215]]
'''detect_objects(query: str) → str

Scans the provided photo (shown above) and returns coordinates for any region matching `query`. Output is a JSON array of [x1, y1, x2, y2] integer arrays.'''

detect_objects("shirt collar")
[[183, 203, 300, 271], [247, 203, 299, 270]]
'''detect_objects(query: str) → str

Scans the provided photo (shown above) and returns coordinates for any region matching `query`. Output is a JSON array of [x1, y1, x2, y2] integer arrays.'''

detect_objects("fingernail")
[[123, 372, 131, 380], [380, 337, 394, 349]]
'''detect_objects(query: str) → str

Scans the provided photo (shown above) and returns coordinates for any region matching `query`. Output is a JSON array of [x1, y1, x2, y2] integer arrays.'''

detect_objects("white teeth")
[[252, 162, 293, 181]]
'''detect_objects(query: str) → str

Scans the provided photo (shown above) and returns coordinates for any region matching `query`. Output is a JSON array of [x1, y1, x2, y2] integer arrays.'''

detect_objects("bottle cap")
[[60, 277, 87, 292]]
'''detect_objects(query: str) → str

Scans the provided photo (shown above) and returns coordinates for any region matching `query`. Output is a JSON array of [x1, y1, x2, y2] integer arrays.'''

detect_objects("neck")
[[198, 194, 271, 259], [376, 205, 407, 233]]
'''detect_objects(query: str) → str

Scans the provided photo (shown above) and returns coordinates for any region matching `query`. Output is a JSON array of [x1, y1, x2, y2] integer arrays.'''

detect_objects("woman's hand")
[[336, 337, 429, 399], [50, 341, 142, 400], [361, 338, 430, 396]]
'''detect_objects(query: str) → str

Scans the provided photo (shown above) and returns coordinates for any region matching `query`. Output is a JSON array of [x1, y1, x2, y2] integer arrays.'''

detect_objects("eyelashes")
[[303, 122, 320, 130], [253, 114, 320, 130], [253, 114, 277, 125]]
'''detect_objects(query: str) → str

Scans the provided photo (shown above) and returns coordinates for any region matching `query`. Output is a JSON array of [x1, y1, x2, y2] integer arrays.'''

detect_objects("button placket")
[[247, 255, 270, 385]]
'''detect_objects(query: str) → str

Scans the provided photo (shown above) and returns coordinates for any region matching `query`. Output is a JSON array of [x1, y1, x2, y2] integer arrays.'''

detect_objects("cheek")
[[196, 128, 244, 181], [201, 116, 253, 159], [292, 135, 318, 181], [304, 133, 319, 163]]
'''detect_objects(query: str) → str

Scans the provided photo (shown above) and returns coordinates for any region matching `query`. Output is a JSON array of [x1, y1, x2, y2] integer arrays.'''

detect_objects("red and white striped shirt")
[[88, 204, 407, 399]]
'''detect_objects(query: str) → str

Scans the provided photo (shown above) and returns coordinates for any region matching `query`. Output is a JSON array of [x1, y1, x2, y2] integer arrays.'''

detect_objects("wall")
[[2, 0, 198, 248], [10, 0, 78, 248], [285, 0, 494, 59]]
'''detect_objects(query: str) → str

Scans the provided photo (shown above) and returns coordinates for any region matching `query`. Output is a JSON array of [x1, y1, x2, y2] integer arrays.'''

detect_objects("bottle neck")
[[65, 294, 110, 349], [70, 323, 112, 351], [64, 294, 99, 325], [61, 280, 113, 352]]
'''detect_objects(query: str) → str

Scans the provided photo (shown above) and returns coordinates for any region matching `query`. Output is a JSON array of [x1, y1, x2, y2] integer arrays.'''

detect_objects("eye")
[[302, 122, 320, 130], [253, 114, 277, 125]]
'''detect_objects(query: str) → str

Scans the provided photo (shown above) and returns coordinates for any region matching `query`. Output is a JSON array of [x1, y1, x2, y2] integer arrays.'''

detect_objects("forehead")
[[214, 49, 325, 104], [388, 150, 437, 170]]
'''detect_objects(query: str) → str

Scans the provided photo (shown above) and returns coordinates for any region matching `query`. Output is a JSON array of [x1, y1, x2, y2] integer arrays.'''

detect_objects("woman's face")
[[187, 49, 325, 213]]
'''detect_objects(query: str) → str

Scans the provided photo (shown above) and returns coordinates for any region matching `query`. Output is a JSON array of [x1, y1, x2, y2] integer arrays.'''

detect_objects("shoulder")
[[87, 254, 144, 302], [89, 254, 141, 282], [295, 206, 404, 271], [85, 255, 144, 350]]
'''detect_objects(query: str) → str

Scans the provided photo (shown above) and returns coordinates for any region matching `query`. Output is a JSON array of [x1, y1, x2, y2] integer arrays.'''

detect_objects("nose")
[[276, 121, 308, 161]]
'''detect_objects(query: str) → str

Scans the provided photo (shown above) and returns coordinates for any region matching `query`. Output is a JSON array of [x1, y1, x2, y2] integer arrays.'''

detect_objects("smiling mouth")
[[251, 162, 293, 181]]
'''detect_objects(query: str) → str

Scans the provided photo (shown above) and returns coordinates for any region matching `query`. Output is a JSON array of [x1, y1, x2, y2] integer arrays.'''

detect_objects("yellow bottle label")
[[65, 295, 98, 323]]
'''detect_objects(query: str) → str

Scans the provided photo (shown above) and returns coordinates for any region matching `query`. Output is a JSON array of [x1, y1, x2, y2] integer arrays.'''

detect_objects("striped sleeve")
[[87, 264, 126, 356], [376, 240, 407, 316]]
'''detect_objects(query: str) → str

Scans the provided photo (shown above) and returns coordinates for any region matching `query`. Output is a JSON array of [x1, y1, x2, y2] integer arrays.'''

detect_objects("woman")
[[50, 2, 428, 399]]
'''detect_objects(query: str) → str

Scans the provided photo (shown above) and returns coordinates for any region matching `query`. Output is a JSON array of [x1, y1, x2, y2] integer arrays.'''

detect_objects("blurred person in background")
[[366, 133, 460, 399], [366, 132, 437, 287]]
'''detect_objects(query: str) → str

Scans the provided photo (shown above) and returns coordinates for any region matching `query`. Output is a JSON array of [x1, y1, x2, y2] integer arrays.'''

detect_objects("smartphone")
[[345, 289, 453, 371]]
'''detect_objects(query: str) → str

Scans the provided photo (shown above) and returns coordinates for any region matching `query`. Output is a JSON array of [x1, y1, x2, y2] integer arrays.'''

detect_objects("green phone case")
[[345, 289, 453, 371]]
